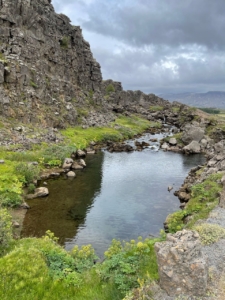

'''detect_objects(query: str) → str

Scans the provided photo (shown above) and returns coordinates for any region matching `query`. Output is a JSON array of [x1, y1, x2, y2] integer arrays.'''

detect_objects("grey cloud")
[[51, 0, 225, 94], [92, 45, 225, 93], [82, 0, 225, 49]]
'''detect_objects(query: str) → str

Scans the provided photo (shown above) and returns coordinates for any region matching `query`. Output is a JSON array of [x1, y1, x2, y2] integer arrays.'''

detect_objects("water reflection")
[[22, 136, 205, 257], [21, 152, 104, 244]]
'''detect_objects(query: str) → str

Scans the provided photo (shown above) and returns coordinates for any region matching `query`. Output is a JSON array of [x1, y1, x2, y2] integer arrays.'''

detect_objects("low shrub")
[[0, 208, 12, 253], [27, 183, 36, 193], [97, 238, 159, 294], [42, 145, 76, 163], [0, 174, 23, 207], [194, 223, 225, 245], [14, 162, 40, 184], [71, 244, 98, 273], [106, 84, 115, 95]]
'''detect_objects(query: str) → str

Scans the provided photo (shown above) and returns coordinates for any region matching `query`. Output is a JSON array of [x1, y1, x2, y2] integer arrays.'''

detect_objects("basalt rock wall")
[[0, 0, 171, 129], [0, 0, 103, 127]]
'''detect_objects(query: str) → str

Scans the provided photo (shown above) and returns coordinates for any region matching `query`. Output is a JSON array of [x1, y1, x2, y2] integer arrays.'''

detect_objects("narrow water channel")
[[22, 133, 205, 256]]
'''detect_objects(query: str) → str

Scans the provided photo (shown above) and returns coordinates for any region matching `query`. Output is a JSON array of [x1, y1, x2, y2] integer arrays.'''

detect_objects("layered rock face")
[[155, 230, 208, 297], [0, 0, 103, 127], [0, 0, 169, 128]]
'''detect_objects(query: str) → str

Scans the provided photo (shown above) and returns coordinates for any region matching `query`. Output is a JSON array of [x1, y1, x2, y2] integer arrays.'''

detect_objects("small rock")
[[161, 142, 169, 150], [67, 171, 76, 178], [169, 137, 177, 146], [12, 221, 20, 228], [78, 159, 86, 167], [76, 149, 86, 158], [0, 159, 5, 164], [20, 202, 30, 209], [34, 187, 49, 197], [71, 162, 83, 170], [168, 186, 173, 192]]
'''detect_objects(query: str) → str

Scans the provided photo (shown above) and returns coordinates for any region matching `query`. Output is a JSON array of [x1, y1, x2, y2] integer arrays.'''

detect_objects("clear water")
[[22, 133, 205, 257]]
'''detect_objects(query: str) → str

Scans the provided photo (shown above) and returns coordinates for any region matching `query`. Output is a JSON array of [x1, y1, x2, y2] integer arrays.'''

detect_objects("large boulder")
[[183, 141, 201, 154], [181, 124, 205, 145], [154, 230, 208, 297]]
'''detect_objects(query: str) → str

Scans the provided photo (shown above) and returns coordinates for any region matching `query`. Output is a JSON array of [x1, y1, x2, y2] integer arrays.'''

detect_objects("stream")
[[21, 132, 206, 257]]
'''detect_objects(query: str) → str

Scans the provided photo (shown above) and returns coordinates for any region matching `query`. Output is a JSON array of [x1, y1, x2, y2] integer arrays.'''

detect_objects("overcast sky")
[[52, 0, 225, 94]]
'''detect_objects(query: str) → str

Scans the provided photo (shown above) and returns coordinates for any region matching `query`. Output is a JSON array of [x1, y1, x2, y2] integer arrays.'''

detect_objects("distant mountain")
[[159, 91, 225, 109]]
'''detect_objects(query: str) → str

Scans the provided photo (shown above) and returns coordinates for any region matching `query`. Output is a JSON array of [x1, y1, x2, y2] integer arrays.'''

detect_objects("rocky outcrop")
[[183, 140, 201, 154], [181, 123, 205, 145], [0, 0, 174, 132], [0, 0, 103, 127], [155, 230, 208, 297]]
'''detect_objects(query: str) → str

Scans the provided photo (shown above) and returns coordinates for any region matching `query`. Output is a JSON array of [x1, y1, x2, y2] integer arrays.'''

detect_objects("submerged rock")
[[67, 171, 76, 178], [26, 187, 49, 199]]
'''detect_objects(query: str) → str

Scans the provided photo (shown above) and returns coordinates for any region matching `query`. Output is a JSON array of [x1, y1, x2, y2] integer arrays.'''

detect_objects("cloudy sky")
[[52, 0, 225, 94]]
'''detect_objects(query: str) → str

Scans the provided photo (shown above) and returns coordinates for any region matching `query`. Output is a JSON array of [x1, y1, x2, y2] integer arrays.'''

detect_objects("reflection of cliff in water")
[[182, 153, 205, 168], [21, 152, 104, 244]]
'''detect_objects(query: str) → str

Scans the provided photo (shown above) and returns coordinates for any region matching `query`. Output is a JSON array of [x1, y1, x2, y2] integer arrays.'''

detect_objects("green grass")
[[0, 233, 160, 300], [172, 106, 180, 113], [0, 115, 158, 207], [166, 173, 223, 233], [61, 115, 161, 149]]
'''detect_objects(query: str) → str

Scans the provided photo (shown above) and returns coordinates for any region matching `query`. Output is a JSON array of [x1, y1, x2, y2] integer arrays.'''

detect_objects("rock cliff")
[[0, 0, 167, 129]]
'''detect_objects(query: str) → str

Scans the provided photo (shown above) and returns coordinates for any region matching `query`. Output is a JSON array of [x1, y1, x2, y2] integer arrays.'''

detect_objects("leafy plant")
[[70, 244, 98, 273], [43, 249, 82, 287], [97, 238, 158, 294], [47, 159, 62, 167]]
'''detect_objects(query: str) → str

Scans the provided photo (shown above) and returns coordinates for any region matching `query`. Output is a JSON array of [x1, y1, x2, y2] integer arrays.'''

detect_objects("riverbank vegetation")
[[0, 114, 163, 299], [0, 229, 161, 300], [1, 110, 224, 298], [0, 115, 161, 208], [166, 173, 223, 233]]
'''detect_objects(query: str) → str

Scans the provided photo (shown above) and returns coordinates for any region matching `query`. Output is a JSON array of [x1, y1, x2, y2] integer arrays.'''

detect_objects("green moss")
[[149, 106, 164, 112], [167, 173, 223, 233], [194, 223, 225, 245], [171, 107, 180, 113], [0, 52, 7, 63], [61, 115, 160, 149], [60, 36, 70, 49], [162, 133, 183, 146], [77, 108, 89, 117]]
